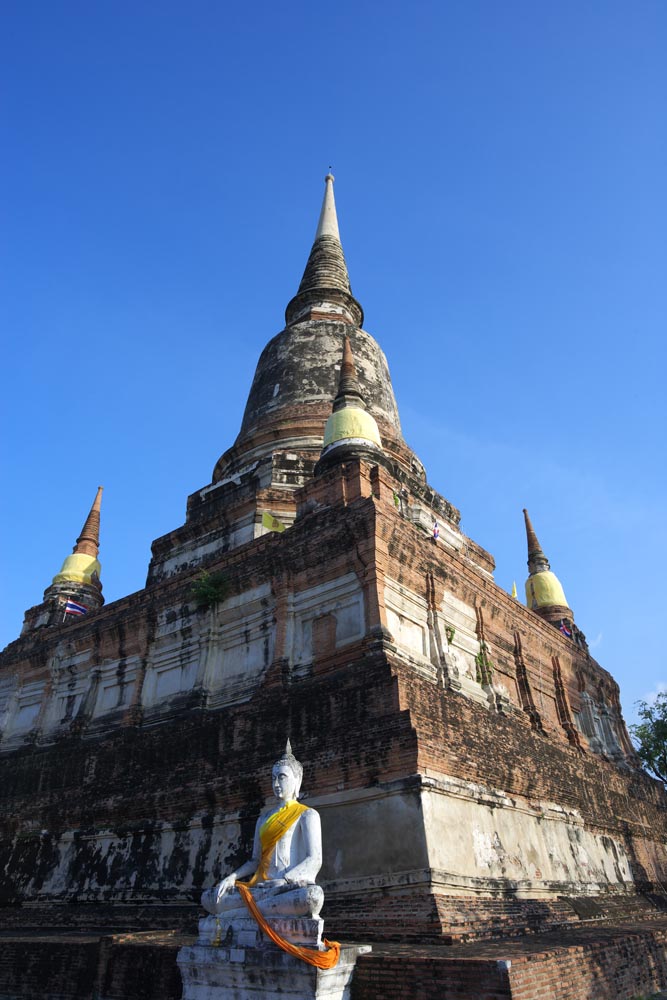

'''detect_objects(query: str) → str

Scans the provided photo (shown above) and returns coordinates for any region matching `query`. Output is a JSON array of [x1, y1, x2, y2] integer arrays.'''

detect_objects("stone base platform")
[[0, 918, 667, 999], [178, 940, 370, 1000]]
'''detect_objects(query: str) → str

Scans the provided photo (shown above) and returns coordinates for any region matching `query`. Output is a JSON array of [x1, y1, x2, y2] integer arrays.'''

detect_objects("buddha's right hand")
[[216, 873, 237, 900]]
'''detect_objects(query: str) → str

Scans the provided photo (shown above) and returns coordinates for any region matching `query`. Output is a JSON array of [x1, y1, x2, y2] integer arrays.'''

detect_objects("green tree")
[[630, 692, 667, 784]]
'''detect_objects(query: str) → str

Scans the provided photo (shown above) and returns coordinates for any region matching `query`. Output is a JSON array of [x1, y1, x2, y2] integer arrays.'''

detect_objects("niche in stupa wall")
[[384, 577, 430, 667], [518, 660, 559, 731], [437, 590, 483, 686], [203, 584, 275, 701], [92, 654, 141, 717], [0, 639, 100, 744], [286, 573, 365, 669], [141, 604, 200, 707], [42, 675, 85, 733], [481, 596, 621, 744], [485, 608, 580, 736], [0, 679, 44, 744], [0, 676, 16, 733], [141, 583, 275, 709], [572, 689, 625, 757]]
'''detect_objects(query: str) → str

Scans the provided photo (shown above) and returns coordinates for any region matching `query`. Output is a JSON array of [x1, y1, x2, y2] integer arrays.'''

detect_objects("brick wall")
[[0, 937, 100, 1000], [351, 926, 667, 1000], [507, 927, 667, 999], [351, 954, 512, 1000], [1, 470, 666, 952]]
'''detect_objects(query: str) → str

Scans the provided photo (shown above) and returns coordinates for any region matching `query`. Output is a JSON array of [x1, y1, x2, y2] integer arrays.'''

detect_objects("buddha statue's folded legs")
[[198, 881, 324, 945], [202, 881, 323, 919]]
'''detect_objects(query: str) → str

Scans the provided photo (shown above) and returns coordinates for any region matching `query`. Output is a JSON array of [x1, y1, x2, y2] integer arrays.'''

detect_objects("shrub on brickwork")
[[190, 571, 229, 610], [631, 692, 667, 784]]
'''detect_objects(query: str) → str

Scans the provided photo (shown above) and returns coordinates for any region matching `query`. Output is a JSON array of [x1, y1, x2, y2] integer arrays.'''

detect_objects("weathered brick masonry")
[[1, 175, 666, 998]]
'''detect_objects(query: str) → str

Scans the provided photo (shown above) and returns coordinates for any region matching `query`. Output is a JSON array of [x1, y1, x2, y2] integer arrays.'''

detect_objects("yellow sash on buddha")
[[246, 800, 308, 887], [237, 800, 341, 969]]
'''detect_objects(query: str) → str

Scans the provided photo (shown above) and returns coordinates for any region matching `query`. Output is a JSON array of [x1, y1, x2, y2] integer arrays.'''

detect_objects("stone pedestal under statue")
[[178, 915, 369, 1000]]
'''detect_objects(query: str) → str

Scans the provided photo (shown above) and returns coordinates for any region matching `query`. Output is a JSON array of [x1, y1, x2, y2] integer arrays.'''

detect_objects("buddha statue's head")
[[272, 740, 303, 801]]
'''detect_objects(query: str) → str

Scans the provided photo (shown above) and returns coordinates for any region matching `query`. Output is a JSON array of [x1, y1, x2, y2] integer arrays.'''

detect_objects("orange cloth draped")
[[237, 800, 341, 968], [236, 883, 341, 969]]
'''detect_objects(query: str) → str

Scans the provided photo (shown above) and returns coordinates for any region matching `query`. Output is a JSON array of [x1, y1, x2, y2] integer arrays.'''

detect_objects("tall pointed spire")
[[333, 335, 364, 410], [314, 173, 341, 241], [523, 508, 549, 575], [285, 174, 364, 327], [74, 486, 103, 558]]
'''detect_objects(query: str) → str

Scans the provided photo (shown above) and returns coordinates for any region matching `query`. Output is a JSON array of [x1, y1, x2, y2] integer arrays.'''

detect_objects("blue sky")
[[2, 1, 665, 726]]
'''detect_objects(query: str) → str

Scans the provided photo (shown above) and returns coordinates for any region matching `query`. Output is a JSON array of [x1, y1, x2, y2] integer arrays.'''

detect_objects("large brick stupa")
[[1, 175, 666, 999]]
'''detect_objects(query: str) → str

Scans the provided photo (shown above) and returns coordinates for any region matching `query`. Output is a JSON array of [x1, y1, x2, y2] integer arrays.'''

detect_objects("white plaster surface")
[[421, 773, 633, 894], [384, 577, 489, 695], [0, 676, 17, 733], [155, 527, 254, 580], [199, 461, 260, 496], [35, 646, 97, 732], [12, 814, 244, 902], [312, 776, 635, 900], [5, 774, 639, 908], [1, 585, 277, 749], [142, 605, 200, 707], [141, 585, 275, 709], [202, 584, 274, 703], [384, 577, 429, 665], [314, 174, 341, 241], [439, 590, 482, 684], [93, 655, 141, 716], [2, 679, 44, 742]]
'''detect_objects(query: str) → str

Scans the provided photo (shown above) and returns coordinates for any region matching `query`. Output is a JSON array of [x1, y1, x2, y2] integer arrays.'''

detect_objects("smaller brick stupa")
[[21, 486, 104, 633]]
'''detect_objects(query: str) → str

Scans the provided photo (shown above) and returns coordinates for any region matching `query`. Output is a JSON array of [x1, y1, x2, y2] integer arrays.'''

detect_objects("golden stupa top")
[[323, 407, 383, 449], [322, 337, 382, 454], [52, 487, 103, 590], [525, 571, 569, 611], [522, 508, 569, 611]]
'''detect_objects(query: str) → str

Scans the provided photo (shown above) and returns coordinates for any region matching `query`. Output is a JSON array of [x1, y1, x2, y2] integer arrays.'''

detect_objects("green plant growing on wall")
[[445, 624, 456, 645], [475, 642, 494, 686], [630, 692, 667, 784], [191, 571, 229, 610]]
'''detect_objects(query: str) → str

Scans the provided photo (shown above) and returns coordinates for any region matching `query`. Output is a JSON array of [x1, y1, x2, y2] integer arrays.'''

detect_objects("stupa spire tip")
[[285, 172, 363, 326], [315, 172, 340, 241], [74, 486, 104, 558]]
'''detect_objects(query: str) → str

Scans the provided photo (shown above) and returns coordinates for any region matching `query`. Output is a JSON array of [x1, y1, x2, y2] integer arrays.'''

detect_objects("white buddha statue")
[[199, 742, 325, 945]]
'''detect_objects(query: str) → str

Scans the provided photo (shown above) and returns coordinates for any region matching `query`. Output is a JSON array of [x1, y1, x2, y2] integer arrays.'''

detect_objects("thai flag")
[[559, 620, 572, 638], [64, 600, 88, 616], [433, 522, 440, 540]]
